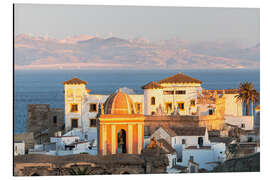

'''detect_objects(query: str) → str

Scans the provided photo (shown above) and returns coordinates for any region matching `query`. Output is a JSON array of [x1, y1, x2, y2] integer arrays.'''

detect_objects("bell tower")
[[62, 77, 88, 131]]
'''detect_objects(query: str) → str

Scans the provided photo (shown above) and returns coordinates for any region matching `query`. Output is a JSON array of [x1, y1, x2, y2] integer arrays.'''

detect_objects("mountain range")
[[14, 34, 259, 70]]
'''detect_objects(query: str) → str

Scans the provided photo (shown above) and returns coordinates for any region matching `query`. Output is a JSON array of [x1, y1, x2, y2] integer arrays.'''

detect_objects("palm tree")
[[235, 82, 259, 115]]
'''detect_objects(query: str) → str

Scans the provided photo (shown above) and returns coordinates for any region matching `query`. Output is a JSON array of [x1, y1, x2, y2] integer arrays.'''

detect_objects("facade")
[[179, 143, 226, 171], [27, 104, 65, 143], [62, 73, 245, 133], [98, 89, 145, 155], [149, 126, 210, 159], [62, 73, 205, 131]]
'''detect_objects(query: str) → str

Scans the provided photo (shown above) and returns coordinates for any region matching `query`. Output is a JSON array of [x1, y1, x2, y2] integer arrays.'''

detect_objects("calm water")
[[14, 69, 260, 134]]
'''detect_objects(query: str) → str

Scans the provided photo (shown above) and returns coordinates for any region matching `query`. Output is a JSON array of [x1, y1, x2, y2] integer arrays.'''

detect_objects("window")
[[89, 103, 97, 112], [177, 103, 185, 110], [163, 90, 174, 95], [67, 89, 73, 96], [209, 109, 213, 115], [151, 111, 155, 115], [241, 123, 245, 128], [75, 88, 82, 96], [70, 104, 78, 112], [175, 90, 186, 95], [174, 138, 176, 144], [190, 100, 195, 106], [165, 103, 172, 112], [198, 137, 203, 147], [53, 116, 57, 124], [90, 119, 97, 127], [135, 103, 142, 113], [182, 139, 186, 144], [151, 97, 156, 105], [71, 119, 78, 128]]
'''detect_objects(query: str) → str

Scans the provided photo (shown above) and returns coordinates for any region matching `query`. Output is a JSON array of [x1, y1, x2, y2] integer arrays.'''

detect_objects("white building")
[[29, 128, 98, 156], [148, 126, 226, 171], [62, 73, 204, 131], [179, 142, 226, 171], [149, 126, 210, 159], [14, 141, 25, 156], [225, 115, 254, 130]]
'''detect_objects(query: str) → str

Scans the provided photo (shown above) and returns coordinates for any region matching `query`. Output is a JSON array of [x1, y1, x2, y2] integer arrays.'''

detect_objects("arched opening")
[[117, 129, 127, 153], [31, 173, 40, 176], [121, 171, 130, 174], [151, 97, 155, 105]]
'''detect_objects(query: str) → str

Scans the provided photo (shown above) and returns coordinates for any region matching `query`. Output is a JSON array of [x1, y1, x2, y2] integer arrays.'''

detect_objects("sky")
[[14, 4, 259, 46]]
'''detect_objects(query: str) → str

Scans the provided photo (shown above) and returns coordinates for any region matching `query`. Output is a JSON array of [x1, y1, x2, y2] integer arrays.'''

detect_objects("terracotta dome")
[[103, 88, 135, 114]]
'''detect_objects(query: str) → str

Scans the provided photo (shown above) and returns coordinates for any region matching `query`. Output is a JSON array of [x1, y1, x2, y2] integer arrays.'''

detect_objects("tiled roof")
[[158, 72, 202, 84], [103, 88, 135, 114], [170, 127, 206, 136], [62, 77, 88, 85], [141, 81, 163, 89], [157, 138, 176, 154], [209, 137, 234, 145], [161, 126, 177, 137]]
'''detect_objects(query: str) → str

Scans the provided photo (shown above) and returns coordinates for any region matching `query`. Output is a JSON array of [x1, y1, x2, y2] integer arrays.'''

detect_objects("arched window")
[[151, 97, 155, 105], [151, 111, 155, 115]]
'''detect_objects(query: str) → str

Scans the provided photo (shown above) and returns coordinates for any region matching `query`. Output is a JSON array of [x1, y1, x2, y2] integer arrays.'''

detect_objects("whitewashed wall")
[[224, 94, 243, 116], [225, 115, 254, 130], [14, 142, 25, 156]]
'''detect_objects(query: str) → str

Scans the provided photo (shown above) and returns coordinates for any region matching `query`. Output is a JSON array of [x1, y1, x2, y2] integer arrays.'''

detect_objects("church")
[[62, 72, 244, 155]]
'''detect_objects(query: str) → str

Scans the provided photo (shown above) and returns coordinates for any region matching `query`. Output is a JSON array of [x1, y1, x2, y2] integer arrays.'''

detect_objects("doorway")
[[117, 129, 127, 153]]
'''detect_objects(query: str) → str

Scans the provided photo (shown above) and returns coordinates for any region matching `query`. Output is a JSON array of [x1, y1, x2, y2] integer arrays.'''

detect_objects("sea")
[[14, 69, 260, 134]]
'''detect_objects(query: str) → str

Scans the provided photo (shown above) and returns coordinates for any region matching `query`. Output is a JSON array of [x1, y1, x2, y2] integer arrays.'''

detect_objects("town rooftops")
[[158, 72, 202, 84], [161, 126, 177, 137], [62, 77, 88, 85], [157, 138, 176, 154], [141, 81, 163, 89]]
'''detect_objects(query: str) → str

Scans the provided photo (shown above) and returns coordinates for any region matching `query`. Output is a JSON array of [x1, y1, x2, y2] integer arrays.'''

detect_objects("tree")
[[235, 82, 259, 115]]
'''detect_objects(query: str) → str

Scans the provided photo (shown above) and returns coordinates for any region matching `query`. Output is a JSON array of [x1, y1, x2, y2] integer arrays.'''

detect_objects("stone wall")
[[27, 104, 64, 144], [14, 150, 168, 176], [213, 152, 260, 172]]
